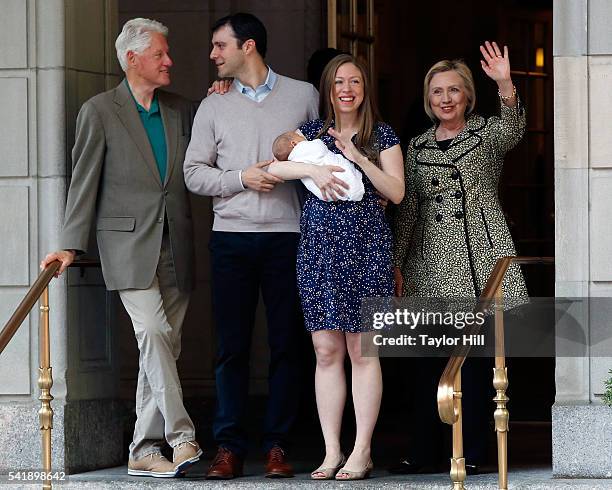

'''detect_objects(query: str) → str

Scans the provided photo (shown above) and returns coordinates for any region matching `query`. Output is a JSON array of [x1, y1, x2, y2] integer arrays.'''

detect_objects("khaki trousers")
[[118, 234, 195, 459]]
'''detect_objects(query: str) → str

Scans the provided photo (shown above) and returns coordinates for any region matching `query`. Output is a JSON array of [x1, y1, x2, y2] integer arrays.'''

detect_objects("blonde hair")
[[423, 59, 476, 121], [317, 54, 381, 164]]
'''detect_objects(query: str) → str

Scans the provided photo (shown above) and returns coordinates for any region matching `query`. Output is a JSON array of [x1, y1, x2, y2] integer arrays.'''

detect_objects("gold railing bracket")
[[436, 256, 553, 490], [0, 259, 99, 490], [39, 287, 54, 490], [450, 457, 466, 490], [449, 372, 466, 489], [493, 367, 510, 490]]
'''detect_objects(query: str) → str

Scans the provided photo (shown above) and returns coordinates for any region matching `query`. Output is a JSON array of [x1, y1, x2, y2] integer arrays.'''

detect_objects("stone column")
[[553, 0, 612, 478], [0, 0, 122, 473]]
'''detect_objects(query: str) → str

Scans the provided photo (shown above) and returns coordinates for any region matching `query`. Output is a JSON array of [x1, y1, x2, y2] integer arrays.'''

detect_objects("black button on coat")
[[393, 101, 528, 301]]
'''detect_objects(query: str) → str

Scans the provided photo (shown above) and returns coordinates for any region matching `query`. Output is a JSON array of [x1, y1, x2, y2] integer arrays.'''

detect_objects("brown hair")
[[423, 59, 476, 121], [316, 54, 381, 164], [272, 132, 297, 161]]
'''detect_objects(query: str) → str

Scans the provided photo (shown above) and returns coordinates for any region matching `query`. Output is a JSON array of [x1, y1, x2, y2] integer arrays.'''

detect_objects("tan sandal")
[[335, 459, 373, 480], [310, 454, 346, 480]]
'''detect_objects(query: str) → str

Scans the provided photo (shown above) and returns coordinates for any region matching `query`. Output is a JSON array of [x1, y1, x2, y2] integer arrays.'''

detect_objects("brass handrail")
[[0, 262, 60, 355], [0, 258, 101, 354], [0, 258, 100, 490], [436, 256, 554, 490]]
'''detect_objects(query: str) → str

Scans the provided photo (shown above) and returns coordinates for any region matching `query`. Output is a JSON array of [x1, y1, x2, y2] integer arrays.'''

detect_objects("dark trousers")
[[407, 355, 492, 466], [209, 231, 301, 457]]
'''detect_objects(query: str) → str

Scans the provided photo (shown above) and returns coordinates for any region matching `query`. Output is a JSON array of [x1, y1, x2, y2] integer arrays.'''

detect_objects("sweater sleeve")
[[183, 99, 245, 197]]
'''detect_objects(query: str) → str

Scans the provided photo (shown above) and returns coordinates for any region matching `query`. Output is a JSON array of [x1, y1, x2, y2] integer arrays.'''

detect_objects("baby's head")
[[272, 131, 306, 160]]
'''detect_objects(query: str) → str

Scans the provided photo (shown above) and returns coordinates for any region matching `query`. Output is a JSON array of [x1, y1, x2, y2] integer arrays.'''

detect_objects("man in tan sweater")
[[183, 12, 320, 480]]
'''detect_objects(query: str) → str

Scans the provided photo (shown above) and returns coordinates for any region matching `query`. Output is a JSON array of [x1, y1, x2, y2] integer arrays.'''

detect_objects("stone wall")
[[553, 0, 612, 477]]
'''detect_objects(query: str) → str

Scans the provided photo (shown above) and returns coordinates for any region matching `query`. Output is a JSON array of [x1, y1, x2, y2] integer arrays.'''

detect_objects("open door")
[[327, 0, 376, 86]]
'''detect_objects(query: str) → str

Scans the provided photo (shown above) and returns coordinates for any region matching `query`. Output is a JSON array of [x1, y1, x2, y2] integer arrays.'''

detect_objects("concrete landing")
[[4, 464, 612, 489]]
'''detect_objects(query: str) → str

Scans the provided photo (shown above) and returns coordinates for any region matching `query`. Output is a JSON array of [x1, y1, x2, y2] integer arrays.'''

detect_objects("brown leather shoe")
[[206, 447, 243, 480], [265, 446, 294, 478]]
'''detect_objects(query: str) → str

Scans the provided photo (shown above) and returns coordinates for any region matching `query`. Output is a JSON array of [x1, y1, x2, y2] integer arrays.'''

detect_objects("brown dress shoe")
[[265, 446, 294, 478], [206, 447, 243, 479]]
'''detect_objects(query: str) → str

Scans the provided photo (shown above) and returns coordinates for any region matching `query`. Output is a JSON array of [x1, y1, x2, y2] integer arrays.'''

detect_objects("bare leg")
[[311, 330, 347, 476], [338, 332, 382, 475]]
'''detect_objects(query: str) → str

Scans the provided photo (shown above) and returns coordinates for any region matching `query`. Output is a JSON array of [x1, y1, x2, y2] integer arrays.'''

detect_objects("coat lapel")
[[114, 81, 163, 188], [414, 127, 450, 166], [443, 115, 485, 164], [159, 93, 178, 188], [415, 115, 485, 167]]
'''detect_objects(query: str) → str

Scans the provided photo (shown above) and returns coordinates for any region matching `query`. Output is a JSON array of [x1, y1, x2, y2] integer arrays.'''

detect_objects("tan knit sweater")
[[184, 74, 319, 232]]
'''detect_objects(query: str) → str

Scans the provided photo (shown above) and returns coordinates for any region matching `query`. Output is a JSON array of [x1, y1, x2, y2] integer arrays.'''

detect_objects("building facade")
[[0, 0, 610, 477]]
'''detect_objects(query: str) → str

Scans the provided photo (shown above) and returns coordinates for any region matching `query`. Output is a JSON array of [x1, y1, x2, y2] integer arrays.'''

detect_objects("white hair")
[[115, 18, 168, 72]]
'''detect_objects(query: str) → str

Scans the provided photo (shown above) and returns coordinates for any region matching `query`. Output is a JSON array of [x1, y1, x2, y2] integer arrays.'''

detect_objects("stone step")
[[4, 466, 612, 489]]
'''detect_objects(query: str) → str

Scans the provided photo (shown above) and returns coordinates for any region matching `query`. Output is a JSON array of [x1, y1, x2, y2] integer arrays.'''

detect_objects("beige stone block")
[[555, 357, 590, 403], [37, 69, 67, 177], [555, 280, 589, 297], [0, 78, 28, 177], [554, 57, 588, 169], [0, 290, 31, 395], [589, 0, 612, 55], [553, 0, 587, 56], [555, 169, 588, 282], [37, 0, 66, 68], [0, 0, 27, 68], [0, 187, 29, 286], [590, 170, 612, 280], [589, 56, 612, 167]]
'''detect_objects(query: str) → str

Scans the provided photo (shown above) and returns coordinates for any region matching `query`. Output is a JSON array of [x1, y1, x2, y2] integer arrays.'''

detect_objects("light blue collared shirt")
[[234, 67, 278, 189], [233, 67, 277, 102]]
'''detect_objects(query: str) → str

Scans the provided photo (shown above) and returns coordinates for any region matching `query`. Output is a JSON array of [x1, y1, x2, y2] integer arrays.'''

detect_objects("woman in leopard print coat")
[[387, 43, 528, 475], [393, 43, 527, 301]]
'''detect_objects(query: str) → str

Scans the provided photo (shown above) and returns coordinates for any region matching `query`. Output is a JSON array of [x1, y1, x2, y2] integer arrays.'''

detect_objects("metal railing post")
[[0, 260, 99, 489], [437, 256, 553, 490], [493, 285, 509, 490], [38, 286, 54, 490], [449, 370, 466, 489]]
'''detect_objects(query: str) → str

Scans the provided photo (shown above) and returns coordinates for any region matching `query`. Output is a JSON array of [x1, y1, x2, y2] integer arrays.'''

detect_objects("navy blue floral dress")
[[297, 119, 401, 332]]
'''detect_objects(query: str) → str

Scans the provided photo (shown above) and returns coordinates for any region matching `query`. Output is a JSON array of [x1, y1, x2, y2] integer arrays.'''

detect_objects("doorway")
[[113, 0, 555, 467], [329, 0, 555, 466]]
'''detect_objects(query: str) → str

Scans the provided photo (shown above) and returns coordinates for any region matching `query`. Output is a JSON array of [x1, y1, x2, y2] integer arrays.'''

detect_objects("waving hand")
[[480, 41, 511, 82]]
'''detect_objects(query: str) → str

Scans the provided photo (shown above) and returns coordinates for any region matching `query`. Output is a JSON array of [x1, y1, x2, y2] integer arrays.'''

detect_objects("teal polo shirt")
[[125, 80, 167, 183]]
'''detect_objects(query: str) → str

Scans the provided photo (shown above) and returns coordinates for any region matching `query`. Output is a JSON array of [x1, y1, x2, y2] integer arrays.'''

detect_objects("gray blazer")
[[60, 81, 195, 292]]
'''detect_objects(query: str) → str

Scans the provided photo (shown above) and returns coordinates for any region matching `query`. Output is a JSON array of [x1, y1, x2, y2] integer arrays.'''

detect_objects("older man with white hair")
[[41, 18, 201, 478]]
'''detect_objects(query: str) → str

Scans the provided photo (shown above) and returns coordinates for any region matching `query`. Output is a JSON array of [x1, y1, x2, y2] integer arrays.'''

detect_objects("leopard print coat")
[[393, 101, 528, 301]]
